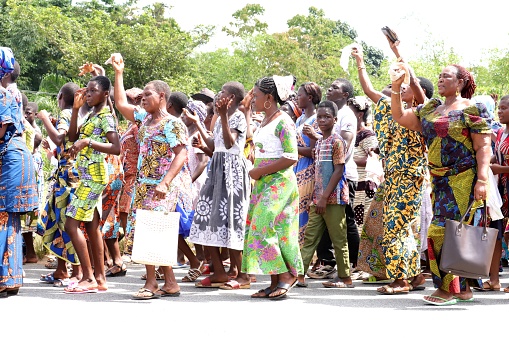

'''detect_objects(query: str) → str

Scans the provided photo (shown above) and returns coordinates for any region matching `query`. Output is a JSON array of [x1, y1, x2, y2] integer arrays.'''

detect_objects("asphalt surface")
[[7, 259, 509, 337]]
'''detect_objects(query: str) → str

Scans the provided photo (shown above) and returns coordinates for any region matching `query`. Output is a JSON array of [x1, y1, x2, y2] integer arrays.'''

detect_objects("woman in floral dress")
[[242, 76, 304, 299], [113, 55, 192, 299]]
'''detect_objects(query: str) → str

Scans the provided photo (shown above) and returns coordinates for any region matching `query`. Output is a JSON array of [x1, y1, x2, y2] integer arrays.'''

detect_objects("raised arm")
[[68, 88, 86, 142], [111, 55, 135, 122], [386, 37, 426, 105], [37, 110, 65, 146], [390, 66, 422, 132], [352, 48, 382, 104]]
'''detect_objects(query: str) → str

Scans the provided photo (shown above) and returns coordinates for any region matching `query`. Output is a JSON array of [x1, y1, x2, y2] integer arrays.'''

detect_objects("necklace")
[[261, 109, 280, 128]]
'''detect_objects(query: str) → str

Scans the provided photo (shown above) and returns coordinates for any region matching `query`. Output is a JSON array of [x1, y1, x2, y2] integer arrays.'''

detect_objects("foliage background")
[[1, 0, 507, 110]]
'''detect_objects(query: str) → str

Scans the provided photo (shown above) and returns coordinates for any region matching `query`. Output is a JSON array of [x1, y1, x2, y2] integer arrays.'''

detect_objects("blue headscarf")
[[0, 47, 15, 80]]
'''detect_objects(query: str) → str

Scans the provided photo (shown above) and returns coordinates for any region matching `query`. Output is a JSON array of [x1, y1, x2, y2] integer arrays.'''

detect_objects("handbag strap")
[[458, 199, 488, 232]]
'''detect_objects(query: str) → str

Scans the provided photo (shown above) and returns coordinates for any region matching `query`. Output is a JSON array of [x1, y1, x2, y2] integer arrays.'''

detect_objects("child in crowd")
[[298, 101, 353, 289], [186, 81, 251, 289], [37, 83, 83, 287], [63, 76, 121, 293]]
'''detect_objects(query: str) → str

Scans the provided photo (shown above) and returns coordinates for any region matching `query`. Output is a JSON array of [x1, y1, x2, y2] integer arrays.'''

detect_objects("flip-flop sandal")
[[182, 268, 202, 282], [377, 285, 409, 294], [195, 276, 226, 288], [40, 273, 57, 283], [156, 289, 181, 297], [423, 295, 457, 306], [473, 280, 501, 292], [322, 280, 354, 288], [132, 288, 160, 300], [219, 280, 251, 290], [454, 296, 474, 302], [296, 281, 308, 288], [409, 284, 426, 291], [53, 278, 71, 287], [251, 287, 273, 299], [362, 276, 393, 284], [63, 285, 99, 294], [269, 280, 298, 300]]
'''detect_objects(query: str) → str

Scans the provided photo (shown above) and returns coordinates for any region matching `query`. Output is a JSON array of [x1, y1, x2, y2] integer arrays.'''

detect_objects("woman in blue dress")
[[0, 47, 38, 297]]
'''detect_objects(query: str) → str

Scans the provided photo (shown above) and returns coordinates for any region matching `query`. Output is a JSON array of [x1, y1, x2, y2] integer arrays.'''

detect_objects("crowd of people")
[[1, 31, 509, 305]]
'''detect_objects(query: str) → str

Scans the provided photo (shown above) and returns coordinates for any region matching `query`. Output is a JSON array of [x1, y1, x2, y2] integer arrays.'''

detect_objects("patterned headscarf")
[[286, 99, 302, 118], [0, 47, 15, 81], [186, 99, 207, 125]]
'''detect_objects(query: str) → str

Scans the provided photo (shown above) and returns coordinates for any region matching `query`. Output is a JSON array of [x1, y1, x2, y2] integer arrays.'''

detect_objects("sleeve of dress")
[[275, 116, 298, 160], [133, 107, 148, 124], [56, 109, 71, 133], [332, 138, 346, 165], [101, 113, 117, 134], [465, 103, 493, 134], [164, 118, 188, 148], [373, 97, 389, 159], [0, 91, 13, 126], [230, 111, 247, 135]]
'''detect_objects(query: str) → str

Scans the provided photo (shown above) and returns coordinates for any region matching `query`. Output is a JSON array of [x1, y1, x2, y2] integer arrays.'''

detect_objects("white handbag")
[[131, 209, 180, 266]]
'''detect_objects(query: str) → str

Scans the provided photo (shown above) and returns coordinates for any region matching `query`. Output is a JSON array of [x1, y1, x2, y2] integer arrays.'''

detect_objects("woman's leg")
[[84, 211, 106, 289], [228, 249, 249, 285], [22, 232, 38, 263], [203, 246, 228, 283], [105, 238, 124, 275], [178, 235, 200, 269], [64, 217, 96, 287], [159, 266, 180, 293]]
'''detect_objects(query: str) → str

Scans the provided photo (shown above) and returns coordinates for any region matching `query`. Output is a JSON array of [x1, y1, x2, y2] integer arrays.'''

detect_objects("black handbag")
[[439, 200, 498, 279]]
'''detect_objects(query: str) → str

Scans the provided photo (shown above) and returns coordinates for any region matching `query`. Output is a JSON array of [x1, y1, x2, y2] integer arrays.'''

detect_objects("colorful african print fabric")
[[416, 98, 492, 292], [373, 96, 426, 280], [39, 109, 81, 264], [101, 154, 124, 239], [293, 114, 321, 245], [129, 109, 193, 242], [242, 114, 304, 276], [65, 107, 116, 222]]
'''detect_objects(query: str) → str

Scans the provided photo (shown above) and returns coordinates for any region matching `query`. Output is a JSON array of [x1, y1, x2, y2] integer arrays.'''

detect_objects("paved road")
[[7, 260, 509, 337]]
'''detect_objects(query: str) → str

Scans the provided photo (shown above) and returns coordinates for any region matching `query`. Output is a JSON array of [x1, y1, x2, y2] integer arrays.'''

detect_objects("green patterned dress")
[[65, 107, 116, 222], [242, 114, 304, 277]]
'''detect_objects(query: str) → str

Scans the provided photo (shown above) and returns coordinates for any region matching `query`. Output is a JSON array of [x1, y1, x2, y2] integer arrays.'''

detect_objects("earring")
[[456, 88, 460, 97], [264, 101, 271, 110]]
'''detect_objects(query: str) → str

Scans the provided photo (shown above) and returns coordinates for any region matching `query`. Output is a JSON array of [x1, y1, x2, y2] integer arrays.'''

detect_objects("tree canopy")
[[0, 0, 507, 103]]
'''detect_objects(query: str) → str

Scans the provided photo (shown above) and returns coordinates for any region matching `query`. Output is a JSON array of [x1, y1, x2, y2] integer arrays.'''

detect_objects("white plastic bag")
[[487, 168, 504, 221], [365, 154, 384, 186]]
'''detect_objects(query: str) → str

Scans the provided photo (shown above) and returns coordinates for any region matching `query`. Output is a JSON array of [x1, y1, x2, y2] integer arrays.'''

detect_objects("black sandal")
[[105, 262, 127, 277], [251, 287, 273, 299]]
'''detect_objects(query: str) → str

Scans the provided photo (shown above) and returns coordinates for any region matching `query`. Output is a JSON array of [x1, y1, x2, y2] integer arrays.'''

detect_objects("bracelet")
[[397, 57, 403, 62], [88, 138, 93, 149], [477, 178, 488, 185], [391, 90, 401, 95], [358, 66, 366, 70]]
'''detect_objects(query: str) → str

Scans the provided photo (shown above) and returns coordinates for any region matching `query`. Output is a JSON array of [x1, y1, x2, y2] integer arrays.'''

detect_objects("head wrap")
[[286, 100, 302, 118], [348, 96, 371, 111], [0, 47, 15, 81], [273, 75, 294, 102], [186, 99, 207, 125]]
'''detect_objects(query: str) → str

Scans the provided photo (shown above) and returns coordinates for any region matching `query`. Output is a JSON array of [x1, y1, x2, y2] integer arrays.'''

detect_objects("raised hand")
[[215, 96, 233, 116], [182, 108, 200, 125], [78, 62, 95, 76], [111, 54, 124, 73], [73, 88, 87, 110]]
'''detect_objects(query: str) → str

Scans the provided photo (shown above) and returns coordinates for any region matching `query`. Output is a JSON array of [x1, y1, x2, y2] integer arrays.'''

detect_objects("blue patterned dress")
[[0, 88, 38, 288]]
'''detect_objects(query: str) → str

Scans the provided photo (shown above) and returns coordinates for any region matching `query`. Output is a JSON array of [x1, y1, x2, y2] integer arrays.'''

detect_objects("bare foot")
[[423, 288, 454, 303]]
